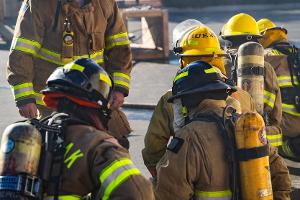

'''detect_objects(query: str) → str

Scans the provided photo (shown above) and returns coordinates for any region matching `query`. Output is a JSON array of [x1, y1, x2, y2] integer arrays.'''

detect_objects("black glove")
[[117, 136, 130, 150]]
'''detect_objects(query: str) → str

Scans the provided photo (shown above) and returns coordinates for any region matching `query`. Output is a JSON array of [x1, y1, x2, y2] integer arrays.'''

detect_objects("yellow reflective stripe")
[[106, 32, 130, 50], [13, 82, 34, 99], [100, 158, 133, 182], [90, 50, 104, 63], [14, 46, 37, 56], [195, 190, 232, 198], [114, 80, 129, 88], [266, 134, 282, 140], [282, 103, 300, 116], [174, 71, 188, 82], [269, 141, 283, 147], [102, 168, 141, 200], [12, 82, 33, 90], [100, 73, 112, 87], [105, 41, 130, 50], [106, 32, 128, 40], [267, 134, 282, 147], [44, 195, 81, 200], [11, 37, 41, 55], [264, 90, 276, 108], [204, 68, 217, 74], [17, 37, 41, 48], [113, 72, 130, 80], [34, 92, 45, 106], [64, 143, 84, 169], [277, 76, 298, 87], [64, 63, 85, 72], [15, 91, 34, 99], [13, 38, 104, 65], [282, 140, 294, 157], [271, 49, 283, 55]]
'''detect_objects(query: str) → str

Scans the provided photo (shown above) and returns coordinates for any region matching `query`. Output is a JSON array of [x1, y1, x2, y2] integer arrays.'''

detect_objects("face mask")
[[172, 99, 186, 132]]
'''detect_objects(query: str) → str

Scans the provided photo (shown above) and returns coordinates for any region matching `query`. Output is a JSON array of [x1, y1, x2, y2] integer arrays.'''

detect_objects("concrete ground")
[[0, 3, 300, 179]]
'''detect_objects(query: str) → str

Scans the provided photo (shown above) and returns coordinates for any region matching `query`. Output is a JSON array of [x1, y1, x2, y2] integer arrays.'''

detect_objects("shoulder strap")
[[187, 111, 241, 200], [30, 113, 88, 200]]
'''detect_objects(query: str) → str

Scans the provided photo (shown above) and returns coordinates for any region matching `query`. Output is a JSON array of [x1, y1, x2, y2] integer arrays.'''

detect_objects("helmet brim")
[[261, 27, 288, 35], [221, 33, 262, 40], [168, 80, 236, 103], [179, 49, 226, 57]]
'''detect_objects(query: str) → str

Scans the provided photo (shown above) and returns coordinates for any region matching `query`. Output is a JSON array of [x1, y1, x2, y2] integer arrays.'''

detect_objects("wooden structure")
[[117, 0, 162, 8], [0, 0, 19, 42], [121, 8, 169, 60]]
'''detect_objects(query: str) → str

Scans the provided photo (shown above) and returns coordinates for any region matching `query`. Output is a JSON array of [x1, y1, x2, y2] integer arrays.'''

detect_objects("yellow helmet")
[[177, 25, 225, 57], [257, 18, 287, 34], [221, 13, 261, 38]]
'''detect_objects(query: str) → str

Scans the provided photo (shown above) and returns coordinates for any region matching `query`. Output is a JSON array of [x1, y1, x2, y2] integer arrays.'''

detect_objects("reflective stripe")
[[113, 72, 130, 89], [99, 158, 141, 200], [90, 49, 104, 63], [271, 49, 283, 55], [282, 140, 294, 157], [174, 71, 188, 82], [264, 90, 276, 108], [11, 37, 41, 54], [100, 73, 112, 87], [12, 82, 34, 99], [282, 103, 300, 116], [204, 68, 217, 74], [194, 190, 232, 200], [106, 32, 130, 50], [12, 83, 45, 105], [64, 63, 85, 72], [12, 37, 104, 65], [266, 134, 282, 147], [34, 92, 45, 106], [277, 76, 298, 87], [38, 47, 62, 65], [44, 195, 81, 200]]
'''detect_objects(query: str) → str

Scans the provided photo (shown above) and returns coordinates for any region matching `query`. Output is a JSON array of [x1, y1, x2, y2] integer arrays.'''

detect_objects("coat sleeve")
[[6, 0, 45, 106], [142, 91, 174, 172], [92, 140, 154, 200], [269, 146, 291, 200], [155, 127, 199, 200], [264, 61, 283, 147], [102, 0, 132, 96]]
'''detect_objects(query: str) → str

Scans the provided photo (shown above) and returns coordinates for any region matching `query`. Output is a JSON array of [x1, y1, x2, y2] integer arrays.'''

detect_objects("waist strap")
[[0, 174, 41, 198]]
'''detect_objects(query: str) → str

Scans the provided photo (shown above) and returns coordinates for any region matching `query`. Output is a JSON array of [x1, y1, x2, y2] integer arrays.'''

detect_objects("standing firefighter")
[[7, 0, 132, 118], [154, 61, 291, 200], [258, 18, 300, 199], [142, 22, 257, 178], [220, 13, 283, 148], [0, 58, 154, 200]]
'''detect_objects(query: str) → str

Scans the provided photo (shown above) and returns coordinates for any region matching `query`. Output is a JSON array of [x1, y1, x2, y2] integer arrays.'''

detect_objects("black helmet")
[[42, 58, 113, 108], [168, 61, 236, 105]]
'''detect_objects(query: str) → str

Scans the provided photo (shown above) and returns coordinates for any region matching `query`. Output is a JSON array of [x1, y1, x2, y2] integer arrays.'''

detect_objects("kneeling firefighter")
[[0, 58, 154, 200], [155, 61, 291, 200]]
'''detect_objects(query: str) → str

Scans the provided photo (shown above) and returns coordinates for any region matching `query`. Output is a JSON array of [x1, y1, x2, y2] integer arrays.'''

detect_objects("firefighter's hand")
[[109, 91, 125, 110], [18, 103, 38, 118]]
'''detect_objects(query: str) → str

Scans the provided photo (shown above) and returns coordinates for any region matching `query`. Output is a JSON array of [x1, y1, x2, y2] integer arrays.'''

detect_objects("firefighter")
[[3, 58, 153, 199], [155, 61, 291, 200], [220, 13, 283, 148], [7, 0, 132, 119], [142, 24, 256, 178], [258, 18, 300, 199]]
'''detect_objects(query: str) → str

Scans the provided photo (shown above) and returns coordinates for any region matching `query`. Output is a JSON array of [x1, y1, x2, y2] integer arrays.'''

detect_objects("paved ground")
[[1, 3, 300, 178]]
